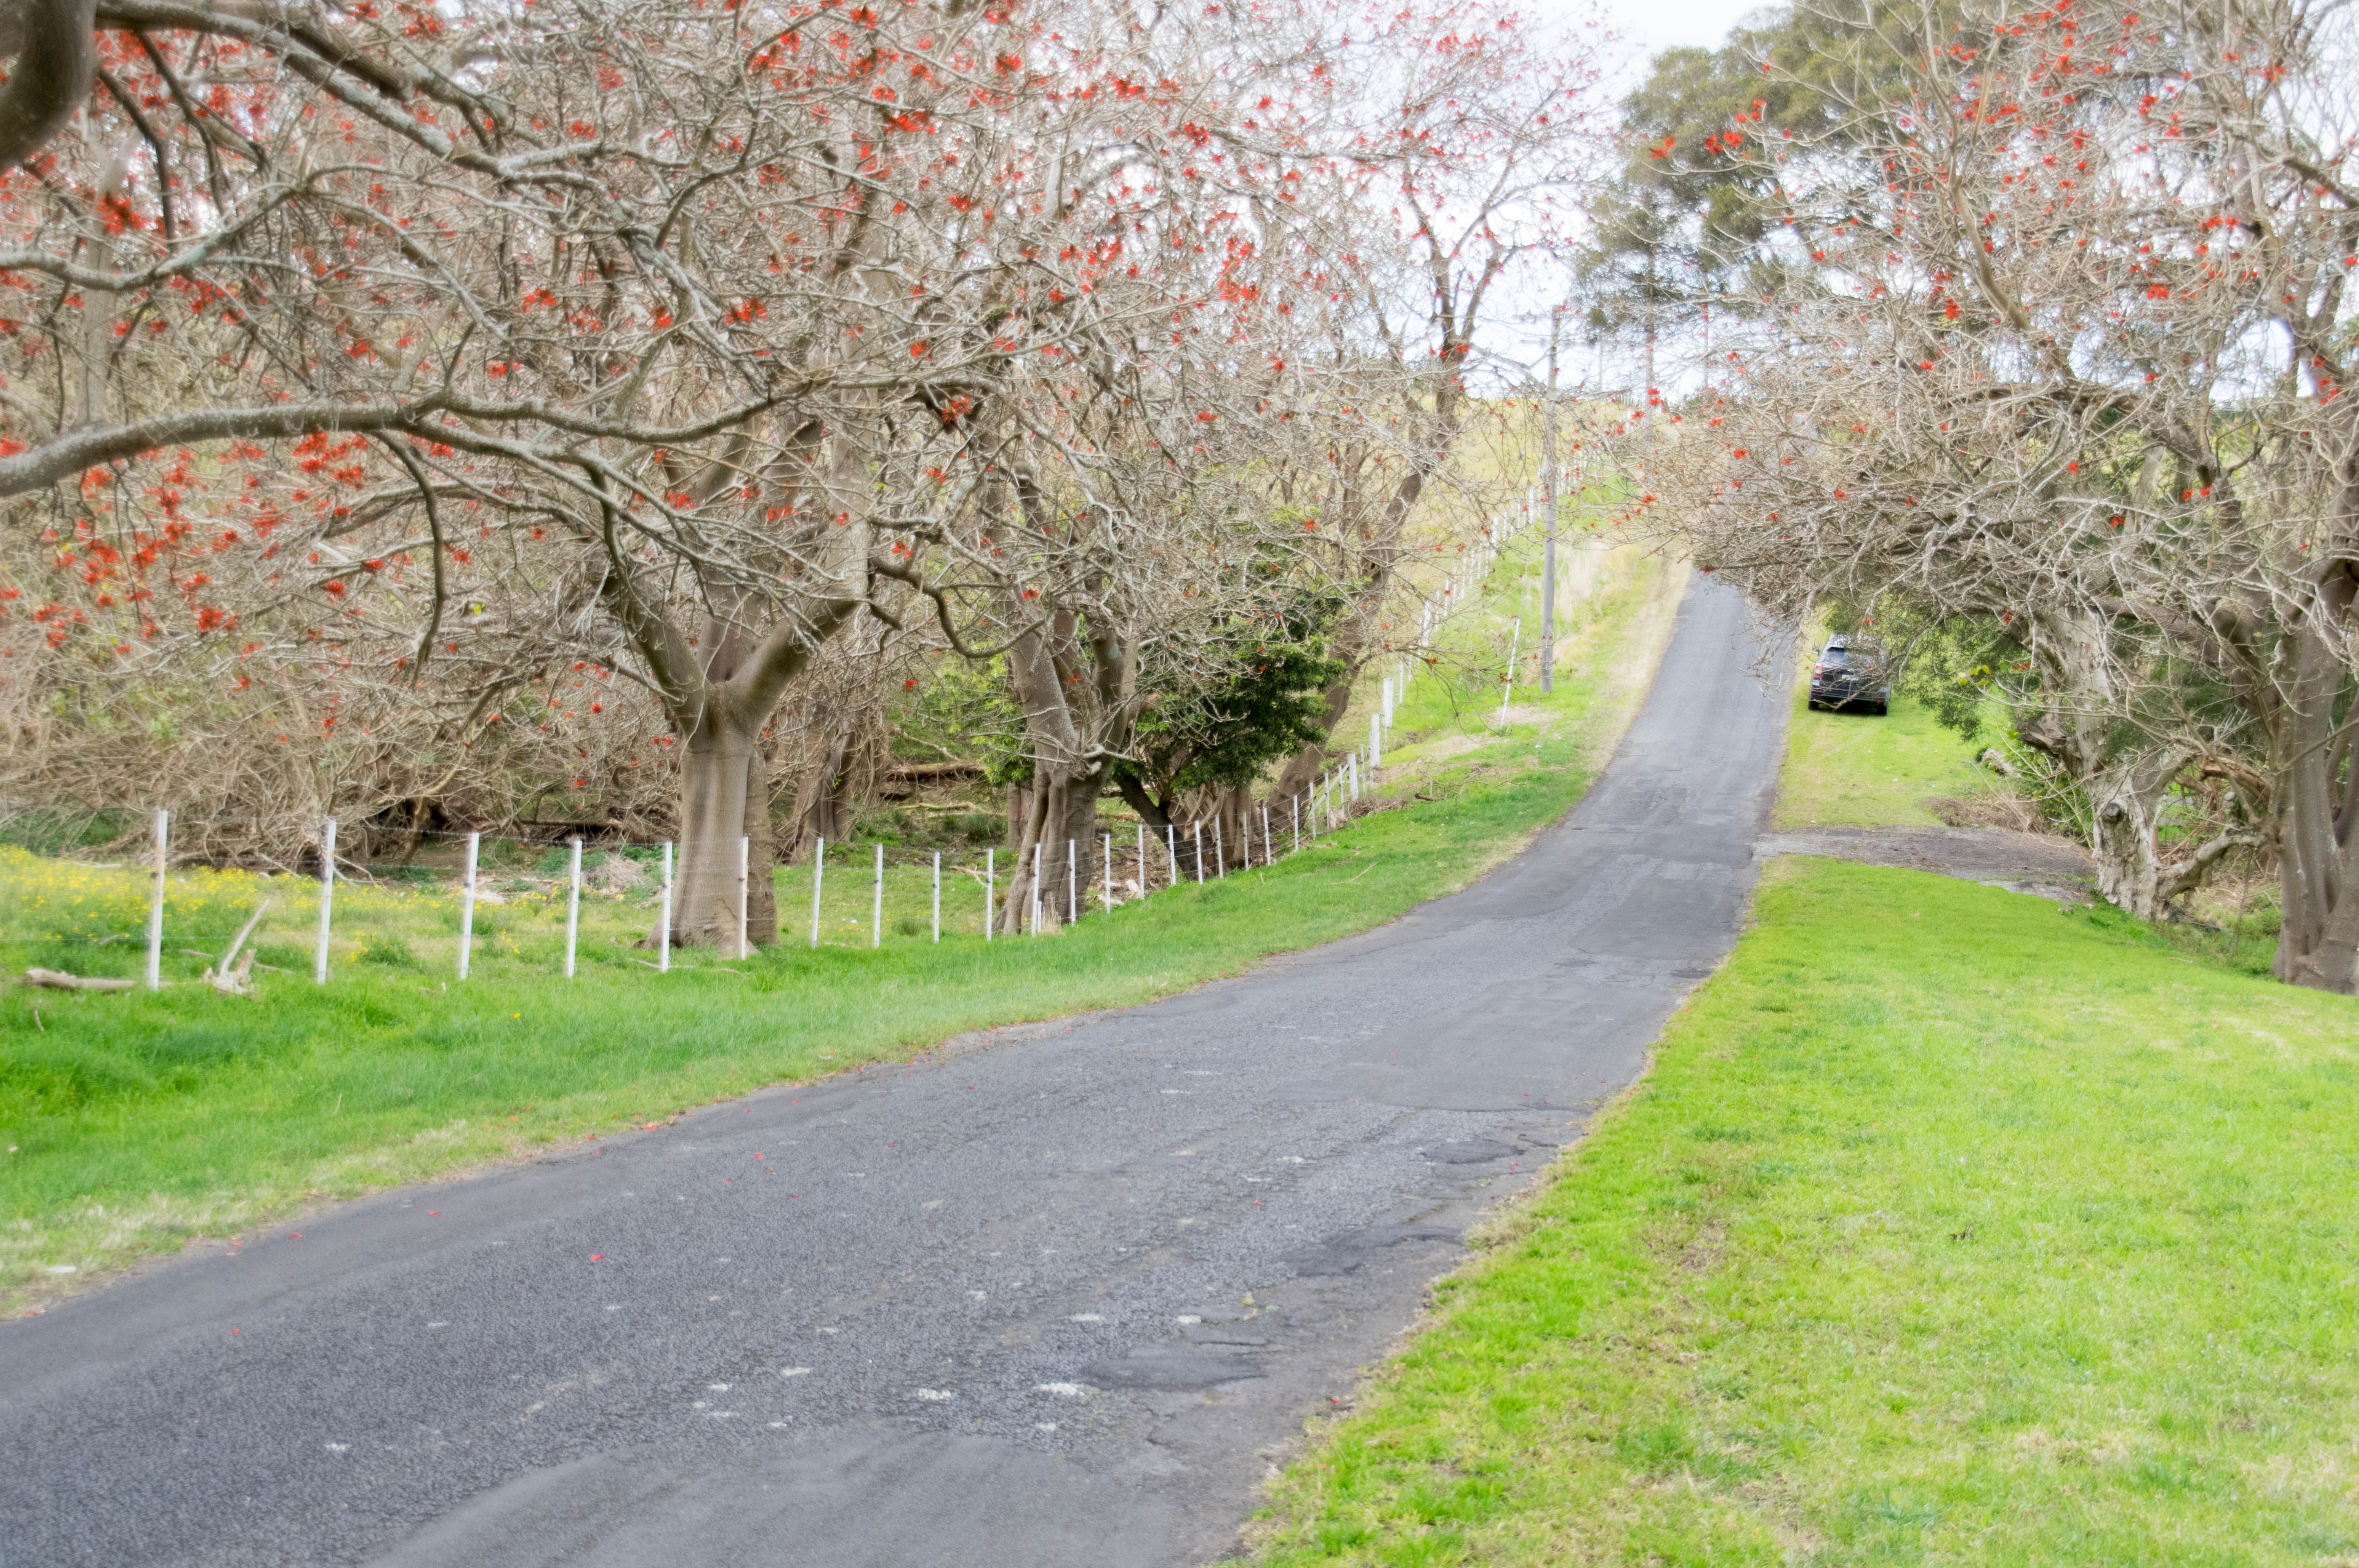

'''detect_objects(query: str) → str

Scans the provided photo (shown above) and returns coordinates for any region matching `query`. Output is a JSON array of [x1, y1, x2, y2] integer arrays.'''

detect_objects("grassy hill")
[[1251, 714, 2359, 1566]]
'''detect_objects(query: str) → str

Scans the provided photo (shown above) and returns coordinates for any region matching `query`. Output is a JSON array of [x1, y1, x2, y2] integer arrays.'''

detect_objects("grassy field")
[[1777, 666, 2291, 976], [1251, 860, 2359, 1565], [0, 533, 1677, 1314], [1250, 697, 2359, 1563], [1776, 675, 2003, 831]]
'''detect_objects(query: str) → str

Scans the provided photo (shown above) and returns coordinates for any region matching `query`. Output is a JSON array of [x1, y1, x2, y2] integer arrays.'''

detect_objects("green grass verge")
[[0, 548, 1681, 1314], [1250, 857, 2359, 1566], [1776, 675, 2000, 831]]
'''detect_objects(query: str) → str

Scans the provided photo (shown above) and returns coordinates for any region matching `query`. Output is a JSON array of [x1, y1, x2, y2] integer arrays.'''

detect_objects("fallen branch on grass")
[[200, 898, 272, 996], [18, 968, 135, 992]]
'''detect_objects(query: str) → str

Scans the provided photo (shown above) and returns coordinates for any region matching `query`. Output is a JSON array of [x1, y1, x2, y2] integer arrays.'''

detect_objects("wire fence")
[[4, 707, 1407, 995], [6, 504, 1562, 995]]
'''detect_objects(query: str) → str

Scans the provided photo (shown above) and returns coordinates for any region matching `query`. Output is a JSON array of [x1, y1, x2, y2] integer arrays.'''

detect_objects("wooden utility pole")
[[1539, 305, 1564, 695]]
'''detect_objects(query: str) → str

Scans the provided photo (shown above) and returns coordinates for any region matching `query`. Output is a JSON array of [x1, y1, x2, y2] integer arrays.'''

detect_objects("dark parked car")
[[1808, 635, 1889, 714]]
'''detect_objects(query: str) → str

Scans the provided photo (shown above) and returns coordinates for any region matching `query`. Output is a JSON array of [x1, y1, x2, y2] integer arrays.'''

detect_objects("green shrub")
[[480, 836, 540, 870], [0, 809, 125, 857], [445, 902, 507, 937], [357, 933, 421, 968]]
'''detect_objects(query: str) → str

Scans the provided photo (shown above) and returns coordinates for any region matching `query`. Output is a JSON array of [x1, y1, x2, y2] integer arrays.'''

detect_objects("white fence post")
[[313, 818, 337, 984], [1030, 841, 1042, 935], [1499, 615, 1522, 732], [1370, 713, 1382, 769], [458, 830, 480, 981], [736, 835, 751, 960], [1166, 824, 1177, 887], [564, 838, 582, 979], [872, 843, 884, 948], [1262, 805, 1274, 867], [1067, 838, 1077, 924], [1214, 816, 1225, 878], [1102, 833, 1113, 915], [657, 841, 672, 973], [984, 847, 994, 942], [810, 837, 826, 949], [932, 851, 941, 943], [145, 808, 167, 991], [1193, 823, 1204, 885]]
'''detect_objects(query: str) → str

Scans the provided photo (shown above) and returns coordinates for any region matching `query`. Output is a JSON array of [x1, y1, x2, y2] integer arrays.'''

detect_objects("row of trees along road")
[[0, 0, 1603, 942], [1599, 0, 2359, 993]]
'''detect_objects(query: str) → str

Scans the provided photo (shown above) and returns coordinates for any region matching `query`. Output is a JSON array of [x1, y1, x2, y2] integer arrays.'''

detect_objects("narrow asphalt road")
[[0, 578, 1788, 1568]]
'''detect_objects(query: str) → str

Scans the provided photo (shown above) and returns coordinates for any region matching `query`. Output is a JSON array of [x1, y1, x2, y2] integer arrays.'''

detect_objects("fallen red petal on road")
[[589, 1254, 605, 1261]]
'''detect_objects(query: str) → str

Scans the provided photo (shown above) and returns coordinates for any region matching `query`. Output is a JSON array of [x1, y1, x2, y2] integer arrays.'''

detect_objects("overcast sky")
[[1453, 0, 1776, 389], [1566, 0, 1774, 85], [1600, 0, 1769, 56]]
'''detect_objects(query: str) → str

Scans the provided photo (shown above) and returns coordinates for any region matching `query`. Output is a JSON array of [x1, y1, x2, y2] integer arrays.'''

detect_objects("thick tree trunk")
[[597, 400, 869, 953], [2271, 596, 2359, 991], [1116, 779, 1235, 870], [674, 724, 777, 949], [1006, 783, 1032, 846], [1271, 676, 1352, 806], [992, 551, 1109, 932], [1271, 466, 1428, 803], [785, 722, 854, 862], [2014, 612, 2206, 923], [1112, 775, 1168, 831], [1000, 779, 1046, 932], [0, 0, 95, 174], [1047, 783, 1097, 925], [997, 773, 1100, 933], [1221, 786, 1251, 869], [2023, 699, 2251, 923], [2088, 763, 2185, 922]]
